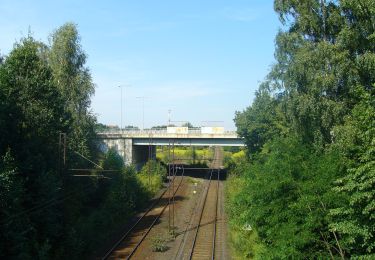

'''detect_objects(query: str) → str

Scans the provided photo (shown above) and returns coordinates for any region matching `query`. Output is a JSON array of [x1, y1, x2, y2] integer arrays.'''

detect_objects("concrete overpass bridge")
[[96, 128, 244, 167]]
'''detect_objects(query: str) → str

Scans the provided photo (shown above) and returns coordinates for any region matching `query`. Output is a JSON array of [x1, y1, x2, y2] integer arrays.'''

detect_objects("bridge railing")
[[97, 129, 238, 136]]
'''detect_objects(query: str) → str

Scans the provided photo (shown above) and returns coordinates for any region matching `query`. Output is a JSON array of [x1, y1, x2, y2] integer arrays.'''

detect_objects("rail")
[[212, 169, 220, 259], [189, 169, 220, 260], [102, 166, 184, 260]]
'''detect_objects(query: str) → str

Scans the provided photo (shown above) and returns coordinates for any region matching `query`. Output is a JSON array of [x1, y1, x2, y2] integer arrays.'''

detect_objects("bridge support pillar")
[[124, 138, 133, 165], [126, 141, 156, 169], [99, 138, 156, 170]]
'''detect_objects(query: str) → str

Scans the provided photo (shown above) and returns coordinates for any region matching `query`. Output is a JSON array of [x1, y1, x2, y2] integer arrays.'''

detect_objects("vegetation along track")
[[102, 167, 184, 259], [176, 168, 220, 260]]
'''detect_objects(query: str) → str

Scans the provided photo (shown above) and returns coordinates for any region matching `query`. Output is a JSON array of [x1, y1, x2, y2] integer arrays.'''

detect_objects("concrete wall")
[[98, 138, 156, 169]]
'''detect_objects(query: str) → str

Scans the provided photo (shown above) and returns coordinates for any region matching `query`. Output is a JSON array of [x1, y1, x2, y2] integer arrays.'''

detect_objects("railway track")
[[102, 166, 184, 260], [188, 169, 220, 260], [175, 167, 221, 260]]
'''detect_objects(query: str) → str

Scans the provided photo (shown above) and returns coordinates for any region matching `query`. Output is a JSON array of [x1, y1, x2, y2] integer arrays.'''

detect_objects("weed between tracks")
[[186, 176, 203, 184], [151, 235, 169, 252], [151, 227, 179, 252]]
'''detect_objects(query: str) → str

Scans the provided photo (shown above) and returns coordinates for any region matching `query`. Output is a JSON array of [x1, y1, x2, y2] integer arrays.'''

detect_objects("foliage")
[[227, 0, 375, 258], [95, 123, 114, 132], [124, 125, 140, 130], [151, 125, 169, 129], [49, 22, 97, 168], [224, 149, 246, 170], [0, 36, 66, 258], [235, 86, 288, 155], [330, 87, 375, 256], [0, 25, 154, 259], [138, 160, 166, 195], [101, 147, 124, 171], [182, 122, 194, 128], [156, 146, 213, 165], [0, 150, 29, 259], [151, 234, 169, 252], [227, 138, 346, 258], [226, 174, 266, 259]]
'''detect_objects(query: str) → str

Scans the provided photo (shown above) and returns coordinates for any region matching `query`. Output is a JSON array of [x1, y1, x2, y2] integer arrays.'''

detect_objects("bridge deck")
[[97, 130, 245, 147], [97, 130, 239, 138]]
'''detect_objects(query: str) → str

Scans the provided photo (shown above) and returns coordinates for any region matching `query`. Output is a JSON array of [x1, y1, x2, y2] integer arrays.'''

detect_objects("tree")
[[235, 83, 288, 155], [229, 0, 375, 258], [49, 22, 97, 165], [0, 150, 29, 259], [0, 36, 67, 258], [0, 25, 156, 259], [49, 23, 93, 117], [330, 87, 375, 256], [182, 122, 194, 128], [101, 148, 124, 171], [0, 37, 67, 163]]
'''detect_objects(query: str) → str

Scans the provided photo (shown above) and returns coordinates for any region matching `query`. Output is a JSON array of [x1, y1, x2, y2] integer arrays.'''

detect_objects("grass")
[[168, 226, 178, 240], [137, 173, 163, 196], [151, 235, 169, 252], [150, 228, 178, 253], [186, 176, 202, 184]]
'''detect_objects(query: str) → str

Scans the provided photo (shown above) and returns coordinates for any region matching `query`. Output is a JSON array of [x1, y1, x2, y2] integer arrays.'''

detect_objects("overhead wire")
[[1, 181, 96, 226], [2, 133, 109, 226]]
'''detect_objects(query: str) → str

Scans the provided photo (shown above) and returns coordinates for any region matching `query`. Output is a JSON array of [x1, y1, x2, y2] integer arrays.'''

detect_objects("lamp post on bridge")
[[168, 109, 172, 126], [118, 84, 131, 133], [136, 96, 147, 131]]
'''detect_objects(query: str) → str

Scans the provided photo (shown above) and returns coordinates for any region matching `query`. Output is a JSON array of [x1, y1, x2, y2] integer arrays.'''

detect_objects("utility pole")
[[58, 132, 67, 176], [168, 109, 171, 126], [172, 140, 175, 232]]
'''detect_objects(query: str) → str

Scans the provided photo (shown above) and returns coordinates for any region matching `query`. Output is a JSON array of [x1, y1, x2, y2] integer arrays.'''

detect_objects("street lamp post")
[[136, 96, 146, 130], [118, 85, 123, 132], [118, 85, 131, 133], [168, 109, 172, 126]]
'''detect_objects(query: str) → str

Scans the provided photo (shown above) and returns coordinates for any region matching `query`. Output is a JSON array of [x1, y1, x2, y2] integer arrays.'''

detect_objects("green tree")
[[49, 22, 97, 165], [229, 0, 375, 258], [182, 122, 194, 128], [101, 148, 124, 171], [0, 150, 29, 259], [330, 87, 375, 256], [0, 36, 67, 258], [49, 23, 93, 117], [230, 138, 345, 258], [235, 84, 288, 155]]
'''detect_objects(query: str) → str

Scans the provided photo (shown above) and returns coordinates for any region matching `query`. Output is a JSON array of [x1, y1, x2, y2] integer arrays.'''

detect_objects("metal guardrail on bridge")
[[97, 129, 238, 135]]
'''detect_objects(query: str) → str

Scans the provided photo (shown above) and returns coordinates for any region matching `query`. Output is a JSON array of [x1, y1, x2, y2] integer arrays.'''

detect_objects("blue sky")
[[0, 0, 280, 130]]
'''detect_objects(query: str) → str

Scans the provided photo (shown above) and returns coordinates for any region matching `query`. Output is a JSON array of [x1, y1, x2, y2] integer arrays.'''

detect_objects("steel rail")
[[188, 169, 214, 260], [126, 169, 184, 259], [212, 169, 220, 259], [174, 168, 211, 259], [101, 186, 169, 260], [101, 166, 184, 260]]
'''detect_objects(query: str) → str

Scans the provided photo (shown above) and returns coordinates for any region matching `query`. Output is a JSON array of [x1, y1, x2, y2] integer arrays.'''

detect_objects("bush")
[[138, 160, 166, 195], [151, 235, 169, 252], [226, 137, 346, 259]]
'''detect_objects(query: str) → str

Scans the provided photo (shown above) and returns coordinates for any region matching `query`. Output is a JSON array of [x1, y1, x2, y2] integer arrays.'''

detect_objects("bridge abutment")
[[99, 138, 156, 169]]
